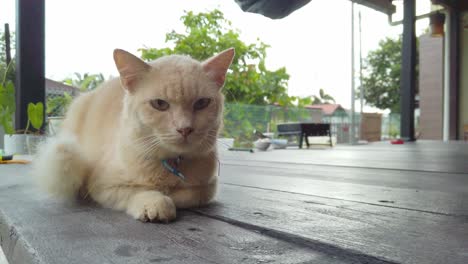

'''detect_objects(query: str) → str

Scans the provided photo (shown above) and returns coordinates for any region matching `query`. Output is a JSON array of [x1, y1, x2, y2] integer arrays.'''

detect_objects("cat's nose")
[[177, 127, 194, 138]]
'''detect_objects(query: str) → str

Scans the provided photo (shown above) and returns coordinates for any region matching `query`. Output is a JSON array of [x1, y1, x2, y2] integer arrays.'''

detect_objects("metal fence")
[[222, 103, 321, 147], [45, 92, 70, 136], [222, 104, 403, 147], [44, 92, 403, 145], [45, 79, 80, 118]]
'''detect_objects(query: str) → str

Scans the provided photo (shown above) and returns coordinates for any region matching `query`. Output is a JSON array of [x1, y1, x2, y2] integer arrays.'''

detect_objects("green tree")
[[63, 72, 105, 92], [311, 88, 335, 104], [46, 91, 72, 116], [361, 36, 402, 113], [0, 29, 15, 86], [139, 9, 296, 106], [0, 28, 15, 134]]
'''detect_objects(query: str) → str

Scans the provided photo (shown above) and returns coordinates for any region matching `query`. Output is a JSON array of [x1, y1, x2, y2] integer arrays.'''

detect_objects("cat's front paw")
[[127, 191, 176, 223]]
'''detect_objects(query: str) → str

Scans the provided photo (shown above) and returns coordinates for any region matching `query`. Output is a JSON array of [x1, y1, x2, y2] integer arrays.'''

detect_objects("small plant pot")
[[47, 116, 65, 136], [4, 134, 45, 155], [4, 134, 29, 155], [26, 135, 45, 155]]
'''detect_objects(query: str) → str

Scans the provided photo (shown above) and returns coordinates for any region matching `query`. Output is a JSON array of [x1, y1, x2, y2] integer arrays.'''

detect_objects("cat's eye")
[[194, 98, 211, 110], [150, 99, 170, 111]]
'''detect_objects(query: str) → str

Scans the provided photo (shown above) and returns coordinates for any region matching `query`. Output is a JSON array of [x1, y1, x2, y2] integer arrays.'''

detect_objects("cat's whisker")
[[135, 140, 160, 155], [156, 134, 178, 140], [133, 135, 159, 145], [139, 140, 162, 159], [163, 134, 180, 139], [136, 138, 160, 148], [133, 136, 162, 158], [133, 140, 158, 152]]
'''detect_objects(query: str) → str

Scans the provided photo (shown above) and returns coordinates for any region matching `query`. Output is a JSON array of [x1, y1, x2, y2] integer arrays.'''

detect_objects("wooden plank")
[[221, 160, 468, 194], [0, 165, 364, 264], [2, 142, 466, 263], [218, 163, 468, 216], [196, 183, 468, 264], [219, 141, 468, 174]]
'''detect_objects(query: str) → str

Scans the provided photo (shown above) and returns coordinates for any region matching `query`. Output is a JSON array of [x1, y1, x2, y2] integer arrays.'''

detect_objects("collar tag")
[[162, 156, 185, 180]]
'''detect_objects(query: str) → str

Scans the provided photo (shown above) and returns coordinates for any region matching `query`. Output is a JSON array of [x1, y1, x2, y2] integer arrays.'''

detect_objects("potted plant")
[[0, 71, 15, 151], [3, 103, 44, 155], [0, 64, 45, 155]]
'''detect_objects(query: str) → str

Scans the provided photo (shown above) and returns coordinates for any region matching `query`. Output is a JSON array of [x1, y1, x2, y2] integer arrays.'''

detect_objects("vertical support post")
[[350, 2, 356, 144], [400, 0, 416, 141], [15, 0, 45, 131], [359, 10, 364, 115], [448, 8, 460, 140], [443, 10, 451, 141], [359, 10, 364, 141]]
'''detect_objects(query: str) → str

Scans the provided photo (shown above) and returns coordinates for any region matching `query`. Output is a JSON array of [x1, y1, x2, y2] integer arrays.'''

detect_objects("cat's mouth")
[[170, 135, 195, 146], [176, 138, 190, 144], [159, 131, 213, 152]]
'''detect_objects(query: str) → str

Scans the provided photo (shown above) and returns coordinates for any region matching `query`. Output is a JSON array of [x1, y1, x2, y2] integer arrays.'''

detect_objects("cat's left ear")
[[113, 49, 151, 93], [202, 48, 235, 89]]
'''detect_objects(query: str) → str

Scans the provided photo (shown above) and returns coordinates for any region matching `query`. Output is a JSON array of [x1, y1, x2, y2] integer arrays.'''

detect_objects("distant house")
[[305, 104, 348, 123], [45, 78, 80, 97], [45, 79, 81, 117]]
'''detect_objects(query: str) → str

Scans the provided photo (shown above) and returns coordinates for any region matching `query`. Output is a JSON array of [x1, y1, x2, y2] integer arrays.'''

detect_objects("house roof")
[[305, 104, 346, 116], [45, 78, 80, 96]]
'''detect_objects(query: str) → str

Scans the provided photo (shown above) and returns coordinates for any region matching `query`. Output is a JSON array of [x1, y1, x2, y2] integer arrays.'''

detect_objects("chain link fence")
[[45, 79, 81, 135], [222, 103, 403, 147], [222, 103, 321, 147], [43, 87, 403, 145]]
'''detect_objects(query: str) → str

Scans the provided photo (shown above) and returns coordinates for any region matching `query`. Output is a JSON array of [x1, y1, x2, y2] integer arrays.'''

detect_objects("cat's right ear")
[[113, 49, 150, 93], [202, 48, 235, 90]]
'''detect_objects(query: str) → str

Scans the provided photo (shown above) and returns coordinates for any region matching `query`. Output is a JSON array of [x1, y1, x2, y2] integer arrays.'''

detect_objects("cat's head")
[[113, 48, 234, 157]]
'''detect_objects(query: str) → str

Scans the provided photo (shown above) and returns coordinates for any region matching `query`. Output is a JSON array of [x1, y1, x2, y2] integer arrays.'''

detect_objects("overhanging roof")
[[432, 0, 468, 11], [235, 0, 396, 19], [351, 0, 396, 15]]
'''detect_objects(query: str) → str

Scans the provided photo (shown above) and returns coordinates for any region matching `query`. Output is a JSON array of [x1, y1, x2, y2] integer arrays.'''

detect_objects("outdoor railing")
[[44, 92, 403, 146]]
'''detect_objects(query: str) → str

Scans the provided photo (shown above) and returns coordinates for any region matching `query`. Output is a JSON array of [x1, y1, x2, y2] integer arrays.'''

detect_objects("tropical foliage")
[[311, 88, 335, 104], [63, 72, 105, 92], [139, 9, 303, 106]]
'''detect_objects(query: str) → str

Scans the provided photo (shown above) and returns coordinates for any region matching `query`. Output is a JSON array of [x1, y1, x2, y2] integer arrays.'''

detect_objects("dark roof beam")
[[350, 0, 396, 15]]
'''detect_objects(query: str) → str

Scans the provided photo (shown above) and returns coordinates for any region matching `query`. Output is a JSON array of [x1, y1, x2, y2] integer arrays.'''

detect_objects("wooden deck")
[[1, 141, 467, 263]]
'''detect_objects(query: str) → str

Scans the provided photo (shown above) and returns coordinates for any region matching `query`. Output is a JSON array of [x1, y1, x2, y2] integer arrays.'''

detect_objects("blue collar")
[[161, 156, 185, 180]]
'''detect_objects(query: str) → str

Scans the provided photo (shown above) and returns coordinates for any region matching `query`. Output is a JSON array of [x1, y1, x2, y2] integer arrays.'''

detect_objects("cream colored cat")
[[33, 48, 235, 223]]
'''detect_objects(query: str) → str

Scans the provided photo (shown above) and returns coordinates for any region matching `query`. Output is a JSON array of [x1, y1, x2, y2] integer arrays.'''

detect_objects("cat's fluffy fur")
[[33, 48, 235, 222]]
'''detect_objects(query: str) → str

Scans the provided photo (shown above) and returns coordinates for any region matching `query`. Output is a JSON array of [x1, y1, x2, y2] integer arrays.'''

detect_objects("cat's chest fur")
[[98, 151, 218, 194]]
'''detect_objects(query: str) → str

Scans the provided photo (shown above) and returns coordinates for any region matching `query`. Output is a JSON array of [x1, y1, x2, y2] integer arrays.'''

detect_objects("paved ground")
[[1, 140, 467, 263]]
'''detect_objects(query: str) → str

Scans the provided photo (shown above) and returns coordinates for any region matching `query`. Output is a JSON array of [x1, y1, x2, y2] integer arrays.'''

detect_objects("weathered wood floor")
[[1, 141, 467, 263]]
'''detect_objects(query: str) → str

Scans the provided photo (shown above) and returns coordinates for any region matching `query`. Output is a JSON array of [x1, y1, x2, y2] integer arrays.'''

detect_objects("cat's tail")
[[32, 133, 90, 201]]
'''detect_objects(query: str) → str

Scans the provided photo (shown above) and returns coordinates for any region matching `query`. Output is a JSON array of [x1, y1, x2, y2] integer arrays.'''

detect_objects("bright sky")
[[1, 0, 432, 110]]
